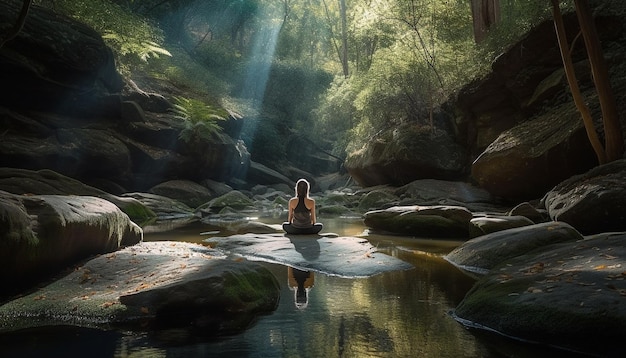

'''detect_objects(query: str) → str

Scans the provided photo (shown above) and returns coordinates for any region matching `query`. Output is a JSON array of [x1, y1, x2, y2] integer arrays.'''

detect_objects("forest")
[[21, 0, 578, 168]]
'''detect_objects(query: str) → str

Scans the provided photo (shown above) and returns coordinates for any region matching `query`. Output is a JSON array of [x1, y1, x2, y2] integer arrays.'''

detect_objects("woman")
[[283, 179, 323, 235]]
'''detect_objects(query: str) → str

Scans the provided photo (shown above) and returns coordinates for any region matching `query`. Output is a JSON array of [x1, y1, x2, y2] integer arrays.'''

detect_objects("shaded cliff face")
[[457, 7, 626, 201], [0, 1, 248, 192], [0, 1, 123, 114]]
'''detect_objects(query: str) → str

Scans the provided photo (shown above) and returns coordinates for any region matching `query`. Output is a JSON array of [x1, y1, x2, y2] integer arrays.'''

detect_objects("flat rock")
[[445, 222, 583, 276], [0, 241, 280, 338], [205, 233, 413, 278]]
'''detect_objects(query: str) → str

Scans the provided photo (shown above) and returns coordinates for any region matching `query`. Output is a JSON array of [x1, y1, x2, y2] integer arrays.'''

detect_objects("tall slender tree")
[[472, 0, 623, 164]]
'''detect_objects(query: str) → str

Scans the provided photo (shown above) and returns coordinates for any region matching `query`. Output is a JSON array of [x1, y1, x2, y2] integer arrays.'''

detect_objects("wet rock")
[[206, 233, 413, 278], [121, 192, 196, 233], [453, 232, 626, 356], [468, 215, 535, 238], [149, 180, 214, 208], [202, 216, 282, 235], [542, 159, 626, 234], [0, 241, 280, 339], [0, 190, 142, 289], [507, 201, 546, 223], [345, 125, 467, 187], [444, 222, 583, 276], [363, 205, 473, 238], [0, 168, 155, 225]]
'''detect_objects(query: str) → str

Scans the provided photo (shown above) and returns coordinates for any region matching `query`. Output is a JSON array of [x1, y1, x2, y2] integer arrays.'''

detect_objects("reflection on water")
[[288, 267, 314, 309], [0, 215, 581, 357]]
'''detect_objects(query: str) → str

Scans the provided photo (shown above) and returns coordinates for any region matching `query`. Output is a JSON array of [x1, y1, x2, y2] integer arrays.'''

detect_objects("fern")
[[173, 97, 228, 145]]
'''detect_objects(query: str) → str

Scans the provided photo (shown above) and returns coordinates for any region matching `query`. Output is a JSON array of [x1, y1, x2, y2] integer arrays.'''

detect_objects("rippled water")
[[0, 217, 585, 357]]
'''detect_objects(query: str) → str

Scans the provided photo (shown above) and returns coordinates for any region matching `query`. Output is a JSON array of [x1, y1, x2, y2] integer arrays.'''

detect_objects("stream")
[[0, 217, 585, 357]]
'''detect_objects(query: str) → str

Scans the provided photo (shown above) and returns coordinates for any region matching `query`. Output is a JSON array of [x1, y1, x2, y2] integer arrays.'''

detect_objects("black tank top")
[[292, 196, 312, 228]]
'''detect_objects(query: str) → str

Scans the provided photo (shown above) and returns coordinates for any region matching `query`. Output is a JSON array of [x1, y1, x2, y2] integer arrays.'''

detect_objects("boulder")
[[246, 161, 295, 187], [507, 201, 547, 223], [149, 180, 214, 208], [453, 232, 626, 356], [121, 192, 196, 233], [471, 100, 597, 201], [444, 222, 583, 276], [468, 215, 535, 238], [203, 190, 255, 213], [345, 125, 467, 187], [0, 190, 142, 291], [0, 168, 155, 225], [357, 189, 400, 211], [0, 241, 280, 339], [542, 159, 626, 234], [363, 205, 473, 238]]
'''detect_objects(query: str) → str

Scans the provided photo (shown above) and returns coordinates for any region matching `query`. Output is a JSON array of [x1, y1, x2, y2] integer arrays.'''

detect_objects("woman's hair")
[[295, 179, 310, 198]]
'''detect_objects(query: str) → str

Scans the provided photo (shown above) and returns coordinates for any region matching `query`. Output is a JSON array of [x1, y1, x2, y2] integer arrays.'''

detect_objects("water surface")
[[0, 216, 581, 357]]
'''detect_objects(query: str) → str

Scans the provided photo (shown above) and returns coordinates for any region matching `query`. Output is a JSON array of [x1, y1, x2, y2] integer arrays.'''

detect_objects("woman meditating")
[[283, 179, 323, 235]]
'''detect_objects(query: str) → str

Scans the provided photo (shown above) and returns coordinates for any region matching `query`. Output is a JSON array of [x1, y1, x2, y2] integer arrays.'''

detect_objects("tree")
[[550, 0, 623, 164], [473, 0, 623, 164], [470, 0, 500, 43]]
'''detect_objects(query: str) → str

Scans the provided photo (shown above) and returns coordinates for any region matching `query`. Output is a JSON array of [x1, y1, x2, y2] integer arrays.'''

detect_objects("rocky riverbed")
[[1, 159, 625, 355]]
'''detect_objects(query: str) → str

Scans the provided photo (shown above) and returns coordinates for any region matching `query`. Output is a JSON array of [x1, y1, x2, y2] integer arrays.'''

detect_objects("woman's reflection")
[[288, 266, 314, 309]]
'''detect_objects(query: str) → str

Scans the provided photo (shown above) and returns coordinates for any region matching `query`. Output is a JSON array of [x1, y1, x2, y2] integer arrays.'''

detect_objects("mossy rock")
[[357, 189, 399, 211], [453, 232, 626, 356], [208, 190, 254, 211]]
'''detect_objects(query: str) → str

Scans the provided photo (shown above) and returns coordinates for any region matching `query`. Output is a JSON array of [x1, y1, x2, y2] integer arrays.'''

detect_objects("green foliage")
[[241, 115, 285, 165], [102, 32, 171, 62], [262, 61, 333, 127], [313, 76, 358, 157], [37, 0, 170, 73], [173, 97, 227, 145], [477, 1, 574, 64]]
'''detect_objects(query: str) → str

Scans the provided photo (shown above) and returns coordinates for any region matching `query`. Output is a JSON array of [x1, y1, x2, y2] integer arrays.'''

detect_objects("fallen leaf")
[[101, 301, 117, 308]]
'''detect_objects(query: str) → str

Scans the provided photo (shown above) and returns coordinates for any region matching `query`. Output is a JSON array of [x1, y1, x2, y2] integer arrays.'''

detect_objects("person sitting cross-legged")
[[283, 178, 323, 235]]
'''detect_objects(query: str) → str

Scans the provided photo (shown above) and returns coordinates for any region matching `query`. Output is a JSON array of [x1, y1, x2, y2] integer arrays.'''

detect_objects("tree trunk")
[[471, 0, 500, 43], [551, 0, 606, 164], [574, 0, 624, 162]]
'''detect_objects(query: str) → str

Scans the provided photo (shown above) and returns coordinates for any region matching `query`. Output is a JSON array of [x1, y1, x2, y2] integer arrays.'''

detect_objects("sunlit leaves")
[[173, 96, 227, 145], [38, 0, 170, 71], [102, 32, 171, 62]]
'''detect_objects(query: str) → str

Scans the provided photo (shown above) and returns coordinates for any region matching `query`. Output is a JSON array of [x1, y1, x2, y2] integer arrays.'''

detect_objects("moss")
[[319, 204, 351, 215], [114, 200, 156, 226], [221, 267, 280, 313], [210, 191, 254, 210]]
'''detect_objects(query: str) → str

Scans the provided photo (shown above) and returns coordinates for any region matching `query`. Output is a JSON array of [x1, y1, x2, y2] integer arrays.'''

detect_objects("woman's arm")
[[287, 198, 295, 223], [309, 198, 317, 224]]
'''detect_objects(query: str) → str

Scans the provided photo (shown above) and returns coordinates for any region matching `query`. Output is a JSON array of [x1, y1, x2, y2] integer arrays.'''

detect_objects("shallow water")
[[0, 217, 590, 357]]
